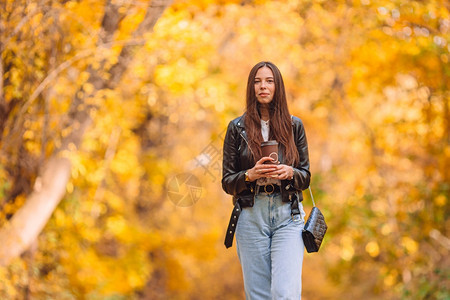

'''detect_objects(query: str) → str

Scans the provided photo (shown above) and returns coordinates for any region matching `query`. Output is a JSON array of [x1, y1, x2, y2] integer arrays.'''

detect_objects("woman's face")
[[254, 66, 275, 105]]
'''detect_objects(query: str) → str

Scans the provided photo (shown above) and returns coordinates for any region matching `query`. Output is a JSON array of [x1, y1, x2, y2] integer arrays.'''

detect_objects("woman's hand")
[[246, 157, 279, 182], [264, 163, 294, 180]]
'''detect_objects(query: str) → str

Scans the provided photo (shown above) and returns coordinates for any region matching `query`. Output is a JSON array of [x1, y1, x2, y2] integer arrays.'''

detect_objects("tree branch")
[[0, 5, 42, 53], [107, 0, 173, 88], [1, 38, 146, 151]]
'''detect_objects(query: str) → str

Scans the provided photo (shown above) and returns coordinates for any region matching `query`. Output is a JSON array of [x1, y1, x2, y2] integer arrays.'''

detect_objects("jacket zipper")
[[239, 131, 258, 196], [239, 131, 255, 158]]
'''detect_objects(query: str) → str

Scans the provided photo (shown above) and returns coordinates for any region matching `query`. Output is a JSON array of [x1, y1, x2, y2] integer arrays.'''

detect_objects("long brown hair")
[[244, 61, 299, 166]]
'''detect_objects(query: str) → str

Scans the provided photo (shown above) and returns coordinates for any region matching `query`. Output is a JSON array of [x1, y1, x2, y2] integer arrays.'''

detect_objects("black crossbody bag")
[[302, 186, 328, 253]]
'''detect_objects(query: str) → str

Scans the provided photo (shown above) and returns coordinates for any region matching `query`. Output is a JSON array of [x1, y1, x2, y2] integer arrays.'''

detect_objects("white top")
[[257, 119, 281, 186], [261, 119, 270, 141]]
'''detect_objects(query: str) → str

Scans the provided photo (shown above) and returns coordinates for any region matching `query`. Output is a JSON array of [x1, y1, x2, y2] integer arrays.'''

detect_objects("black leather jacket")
[[221, 114, 311, 207]]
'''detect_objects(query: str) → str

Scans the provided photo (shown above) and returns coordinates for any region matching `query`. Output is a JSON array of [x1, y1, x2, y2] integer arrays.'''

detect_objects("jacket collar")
[[236, 113, 246, 128]]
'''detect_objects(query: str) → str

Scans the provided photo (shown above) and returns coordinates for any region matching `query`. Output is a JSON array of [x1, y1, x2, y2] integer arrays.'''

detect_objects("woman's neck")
[[259, 105, 270, 121]]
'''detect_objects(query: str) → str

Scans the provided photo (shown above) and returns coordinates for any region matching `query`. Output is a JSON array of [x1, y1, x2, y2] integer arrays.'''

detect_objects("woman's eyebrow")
[[255, 76, 274, 79]]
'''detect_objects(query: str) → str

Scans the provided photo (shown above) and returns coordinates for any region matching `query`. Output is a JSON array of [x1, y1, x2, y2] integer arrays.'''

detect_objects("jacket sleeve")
[[221, 121, 248, 196], [291, 118, 311, 191]]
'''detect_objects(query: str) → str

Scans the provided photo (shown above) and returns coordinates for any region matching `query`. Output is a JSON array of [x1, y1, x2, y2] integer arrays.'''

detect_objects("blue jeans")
[[235, 192, 306, 300]]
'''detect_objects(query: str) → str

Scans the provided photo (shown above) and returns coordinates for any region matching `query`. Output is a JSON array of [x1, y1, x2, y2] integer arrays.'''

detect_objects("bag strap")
[[308, 186, 316, 207], [291, 115, 316, 208]]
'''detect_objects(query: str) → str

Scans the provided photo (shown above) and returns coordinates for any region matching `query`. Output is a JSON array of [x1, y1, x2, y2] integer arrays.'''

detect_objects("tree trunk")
[[0, 156, 71, 265]]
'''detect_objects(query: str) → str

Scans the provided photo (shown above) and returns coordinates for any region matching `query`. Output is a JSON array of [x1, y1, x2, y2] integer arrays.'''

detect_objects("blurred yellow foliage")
[[0, 0, 448, 299]]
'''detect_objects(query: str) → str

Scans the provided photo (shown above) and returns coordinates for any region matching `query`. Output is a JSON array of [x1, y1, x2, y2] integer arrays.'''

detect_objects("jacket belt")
[[224, 201, 241, 248], [290, 193, 300, 216]]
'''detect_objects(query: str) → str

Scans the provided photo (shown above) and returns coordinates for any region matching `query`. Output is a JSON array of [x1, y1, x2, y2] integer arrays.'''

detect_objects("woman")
[[222, 61, 311, 299]]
